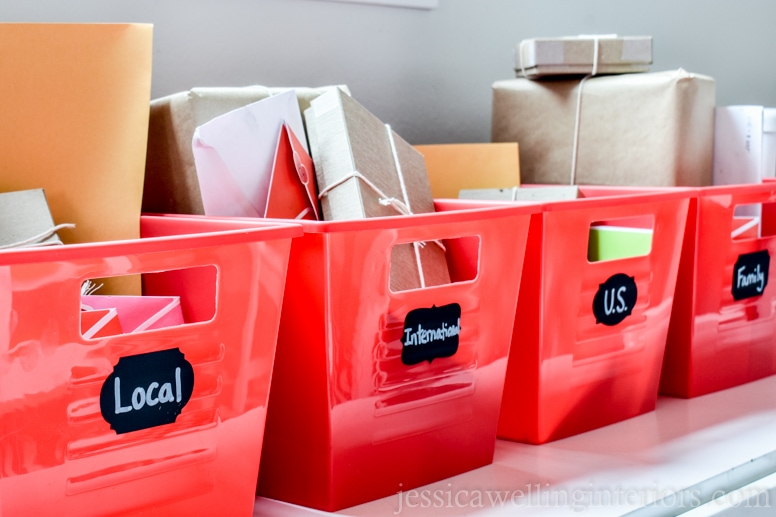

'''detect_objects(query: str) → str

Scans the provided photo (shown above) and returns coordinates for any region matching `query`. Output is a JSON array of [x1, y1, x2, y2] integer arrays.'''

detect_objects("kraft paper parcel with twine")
[[515, 35, 652, 78], [305, 88, 450, 292], [492, 68, 715, 187], [0, 189, 74, 249], [144, 85, 348, 215], [0, 24, 153, 294]]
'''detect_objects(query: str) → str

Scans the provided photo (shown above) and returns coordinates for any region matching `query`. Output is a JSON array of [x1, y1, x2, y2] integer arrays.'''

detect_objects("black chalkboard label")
[[100, 348, 194, 434], [732, 250, 770, 301], [401, 303, 461, 365], [593, 273, 638, 326]]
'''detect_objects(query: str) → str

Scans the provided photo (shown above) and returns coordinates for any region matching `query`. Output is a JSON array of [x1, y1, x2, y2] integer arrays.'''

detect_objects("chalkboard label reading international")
[[401, 303, 461, 365]]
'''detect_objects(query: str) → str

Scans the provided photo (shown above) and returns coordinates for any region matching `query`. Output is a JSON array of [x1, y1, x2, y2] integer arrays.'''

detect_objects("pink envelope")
[[82, 295, 184, 333], [265, 124, 320, 220], [80, 307, 124, 339]]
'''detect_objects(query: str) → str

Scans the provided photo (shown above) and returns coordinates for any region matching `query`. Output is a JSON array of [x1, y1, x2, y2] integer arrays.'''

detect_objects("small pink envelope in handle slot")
[[81, 295, 184, 333], [80, 307, 124, 338]]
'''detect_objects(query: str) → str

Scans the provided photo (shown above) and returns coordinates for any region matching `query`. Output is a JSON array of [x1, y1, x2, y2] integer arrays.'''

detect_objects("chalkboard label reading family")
[[593, 273, 638, 326], [401, 303, 461, 365], [100, 348, 194, 434], [732, 250, 770, 301]]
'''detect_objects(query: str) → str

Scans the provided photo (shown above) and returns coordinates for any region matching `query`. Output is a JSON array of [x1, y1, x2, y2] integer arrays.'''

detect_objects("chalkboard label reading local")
[[401, 303, 461, 365], [100, 348, 194, 434], [593, 273, 638, 326], [732, 250, 770, 301]]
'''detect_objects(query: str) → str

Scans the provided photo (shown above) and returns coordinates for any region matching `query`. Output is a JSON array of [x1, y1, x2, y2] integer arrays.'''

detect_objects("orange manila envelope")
[[0, 24, 153, 294], [414, 142, 521, 199]]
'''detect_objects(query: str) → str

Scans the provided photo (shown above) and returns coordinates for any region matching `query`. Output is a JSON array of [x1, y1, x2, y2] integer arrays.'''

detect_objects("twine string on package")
[[519, 34, 610, 185], [386, 125, 432, 288], [318, 123, 445, 288], [0, 223, 75, 250], [569, 35, 603, 185]]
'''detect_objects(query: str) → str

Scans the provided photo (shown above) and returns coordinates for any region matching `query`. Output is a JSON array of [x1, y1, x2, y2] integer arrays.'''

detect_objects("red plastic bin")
[[661, 183, 776, 397], [495, 187, 691, 444], [255, 200, 538, 511], [0, 216, 300, 516]]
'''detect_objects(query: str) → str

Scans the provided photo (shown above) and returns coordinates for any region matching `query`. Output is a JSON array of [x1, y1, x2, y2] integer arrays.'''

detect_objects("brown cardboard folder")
[[0, 23, 153, 293]]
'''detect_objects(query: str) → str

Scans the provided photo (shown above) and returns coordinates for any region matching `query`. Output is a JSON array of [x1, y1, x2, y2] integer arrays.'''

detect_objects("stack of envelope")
[[145, 85, 344, 216], [191, 89, 320, 220], [187, 85, 450, 291]]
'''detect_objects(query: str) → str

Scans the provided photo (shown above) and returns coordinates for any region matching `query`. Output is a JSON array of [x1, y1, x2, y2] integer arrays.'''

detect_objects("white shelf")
[[254, 375, 776, 516]]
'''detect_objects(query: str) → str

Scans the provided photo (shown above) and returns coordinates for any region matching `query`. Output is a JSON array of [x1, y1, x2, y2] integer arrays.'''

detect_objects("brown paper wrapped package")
[[516, 36, 652, 78], [306, 88, 450, 292], [0, 189, 63, 248], [492, 69, 715, 187], [144, 85, 348, 215]]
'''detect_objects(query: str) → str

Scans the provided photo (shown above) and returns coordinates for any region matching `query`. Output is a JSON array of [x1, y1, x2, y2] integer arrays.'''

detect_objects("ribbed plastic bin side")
[[498, 187, 691, 444], [256, 201, 537, 511], [661, 184, 776, 397], [0, 216, 300, 516]]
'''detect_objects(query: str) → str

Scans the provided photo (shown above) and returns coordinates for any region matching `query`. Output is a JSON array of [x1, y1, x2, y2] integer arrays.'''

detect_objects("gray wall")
[[2, 0, 775, 144]]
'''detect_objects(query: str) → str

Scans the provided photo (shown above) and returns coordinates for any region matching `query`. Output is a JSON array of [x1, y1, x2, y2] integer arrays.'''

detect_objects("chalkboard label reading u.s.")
[[401, 303, 461, 365], [593, 273, 638, 326], [100, 348, 194, 434], [732, 250, 770, 301]]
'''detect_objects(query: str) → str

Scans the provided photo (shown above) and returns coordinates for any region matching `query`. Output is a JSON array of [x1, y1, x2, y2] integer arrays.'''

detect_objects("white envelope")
[[713, 106, 765, 186], [191, 90, 308, 217], [713, 105, 776, 224]]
